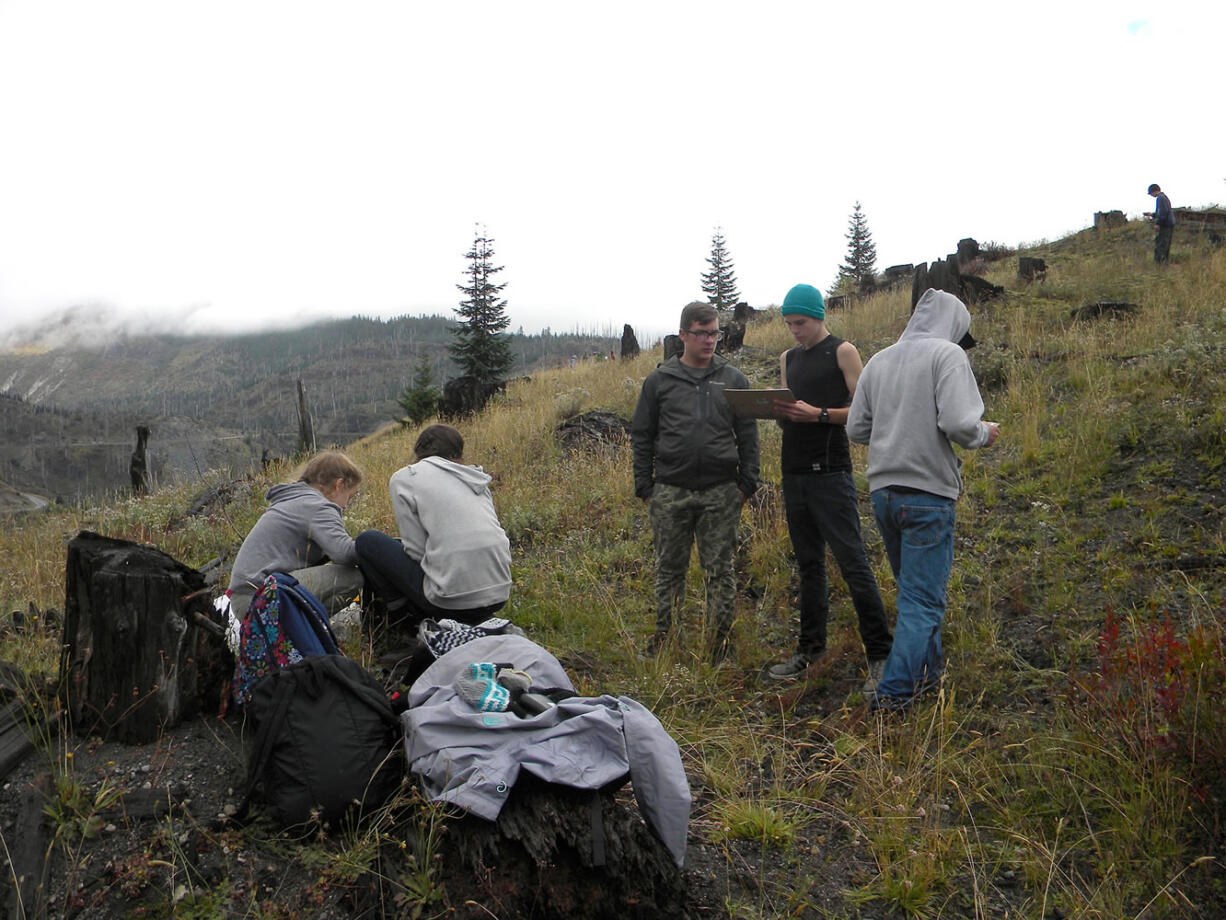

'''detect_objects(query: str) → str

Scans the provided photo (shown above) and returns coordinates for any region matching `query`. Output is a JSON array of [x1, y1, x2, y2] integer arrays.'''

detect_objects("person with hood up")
[[355, 424, 512, 624], [847, 288, 1000, 710], [227, 450, 365, 618]]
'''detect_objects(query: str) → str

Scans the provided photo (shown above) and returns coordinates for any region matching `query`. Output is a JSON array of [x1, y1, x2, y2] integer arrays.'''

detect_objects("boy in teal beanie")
[[767, 283, 893, 688]]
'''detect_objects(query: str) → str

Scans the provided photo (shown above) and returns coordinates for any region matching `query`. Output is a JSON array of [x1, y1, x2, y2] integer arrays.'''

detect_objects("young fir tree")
[[701, 228, 741, 311], [448, 229, 514, 384], [834, 201, 878, 295], [397, 354, 440, 427]]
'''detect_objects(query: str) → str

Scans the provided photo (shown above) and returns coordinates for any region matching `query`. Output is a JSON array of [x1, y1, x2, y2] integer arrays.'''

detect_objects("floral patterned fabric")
[[232, 574, 304, 707]]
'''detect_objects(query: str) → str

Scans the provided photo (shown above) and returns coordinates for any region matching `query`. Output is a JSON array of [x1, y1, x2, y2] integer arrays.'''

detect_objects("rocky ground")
[[0, 652, 915, 920]]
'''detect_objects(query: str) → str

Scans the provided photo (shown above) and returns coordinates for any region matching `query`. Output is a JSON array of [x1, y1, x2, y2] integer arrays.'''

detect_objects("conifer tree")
[[701, 228, 741, 311], [397, 354, 440, 427], [448, 228, 513, 384], [835, 202, 878, 293]]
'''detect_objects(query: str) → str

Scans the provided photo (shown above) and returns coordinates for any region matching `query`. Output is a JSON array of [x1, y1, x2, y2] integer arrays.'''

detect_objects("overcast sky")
[[1, 1, 1222, 345]]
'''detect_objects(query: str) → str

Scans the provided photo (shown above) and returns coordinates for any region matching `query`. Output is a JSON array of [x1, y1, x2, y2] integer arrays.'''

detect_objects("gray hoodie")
[[228, 481, 358, 595], [389, 456, 512, 609], [847, 289, 993, 499]]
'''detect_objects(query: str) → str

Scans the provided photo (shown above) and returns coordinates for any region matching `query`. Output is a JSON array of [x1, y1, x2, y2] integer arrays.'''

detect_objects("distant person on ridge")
[[228, 450, 364, 618], [847, 289, 999, 711], [766, 284, 892, 690], [1148, 183, 1175, 264], [354, 423, 512, 626], [631, 301, 760, 663]]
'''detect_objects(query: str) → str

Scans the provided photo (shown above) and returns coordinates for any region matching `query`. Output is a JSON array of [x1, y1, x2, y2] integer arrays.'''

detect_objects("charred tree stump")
[[444, 777, 685, 920], [661, 334, 683, 361], [129, 425, 150, 496], [1018, 256, 1047, 282], [1094, 210, 1126, 230], [295, 378, 316, 455], [717, 319, 745, 353], [619, 324, 640, 360], [60, 532, 217, 743]]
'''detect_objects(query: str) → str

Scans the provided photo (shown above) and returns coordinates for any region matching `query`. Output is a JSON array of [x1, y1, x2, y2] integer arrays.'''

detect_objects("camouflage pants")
[[648, 481, 741, 639]]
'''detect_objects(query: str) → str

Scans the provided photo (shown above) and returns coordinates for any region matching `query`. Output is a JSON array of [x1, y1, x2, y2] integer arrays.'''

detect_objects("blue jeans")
[[782, 471, 892, 660], [870, 488, 955, 704]]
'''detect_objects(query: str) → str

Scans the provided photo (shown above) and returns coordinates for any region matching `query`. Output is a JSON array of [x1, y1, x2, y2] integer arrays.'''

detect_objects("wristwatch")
[[819, 407, 830, 423]]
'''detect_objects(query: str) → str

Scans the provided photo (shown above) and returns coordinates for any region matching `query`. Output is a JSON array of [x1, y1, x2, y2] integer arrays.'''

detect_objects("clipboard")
[[723, 388, 796, 419]]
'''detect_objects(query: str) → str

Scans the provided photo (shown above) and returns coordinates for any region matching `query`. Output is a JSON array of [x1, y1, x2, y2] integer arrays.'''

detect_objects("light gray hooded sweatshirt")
[[847, 289, 993, 499], [228, 481, 358, 595], [390, 456, 512, 609]]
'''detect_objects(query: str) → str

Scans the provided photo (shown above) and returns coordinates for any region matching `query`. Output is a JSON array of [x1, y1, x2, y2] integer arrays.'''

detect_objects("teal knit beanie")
[[781, 284, 825, 320]]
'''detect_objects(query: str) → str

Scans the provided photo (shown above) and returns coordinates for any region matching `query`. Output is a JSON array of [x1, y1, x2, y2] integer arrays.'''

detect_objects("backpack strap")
[[235, 669, 300, 823]]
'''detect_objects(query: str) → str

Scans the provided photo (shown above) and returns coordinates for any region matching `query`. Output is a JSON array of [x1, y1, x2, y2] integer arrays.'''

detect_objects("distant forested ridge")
[[0, 313, 627, 502]]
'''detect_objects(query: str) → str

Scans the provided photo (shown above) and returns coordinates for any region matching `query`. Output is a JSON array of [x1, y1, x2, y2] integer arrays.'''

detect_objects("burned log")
[[555, 410, 631, 453], [1070, 301, 1138, 322], [619, 324, 640, 360], [60, 532, 222, 743]]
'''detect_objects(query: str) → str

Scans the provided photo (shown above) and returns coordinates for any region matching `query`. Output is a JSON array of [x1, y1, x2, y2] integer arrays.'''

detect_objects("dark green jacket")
[[630, 355, 760, 499]]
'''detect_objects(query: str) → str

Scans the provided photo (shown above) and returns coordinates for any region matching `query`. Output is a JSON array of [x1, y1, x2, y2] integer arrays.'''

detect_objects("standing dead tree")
[[129, 425, 150, 496], [296, 378, 316, 456]]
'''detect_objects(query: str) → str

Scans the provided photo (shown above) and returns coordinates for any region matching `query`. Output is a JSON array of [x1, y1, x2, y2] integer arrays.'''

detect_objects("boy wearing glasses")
[[631, 302, 760, 662]]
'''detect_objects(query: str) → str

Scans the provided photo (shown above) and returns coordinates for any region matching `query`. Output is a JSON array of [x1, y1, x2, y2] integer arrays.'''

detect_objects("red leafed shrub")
[[1078, 606, 1226, 833]]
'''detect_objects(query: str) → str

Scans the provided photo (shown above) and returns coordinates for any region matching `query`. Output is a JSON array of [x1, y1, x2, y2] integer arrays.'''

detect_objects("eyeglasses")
[[684, 329, 724, 342]]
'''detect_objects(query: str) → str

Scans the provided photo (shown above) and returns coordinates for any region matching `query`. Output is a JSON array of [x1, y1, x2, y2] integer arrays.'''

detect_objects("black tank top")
[[781, 335, 852, 474]]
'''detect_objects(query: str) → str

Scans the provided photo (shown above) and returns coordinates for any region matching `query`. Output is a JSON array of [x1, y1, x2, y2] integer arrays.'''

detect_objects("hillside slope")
[[1, 218, 1224, 918]]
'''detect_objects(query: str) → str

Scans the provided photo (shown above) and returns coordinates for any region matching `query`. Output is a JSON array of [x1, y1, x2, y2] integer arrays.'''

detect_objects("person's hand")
[[775, 398, 816, 422], [984, 421, 1000, 446]]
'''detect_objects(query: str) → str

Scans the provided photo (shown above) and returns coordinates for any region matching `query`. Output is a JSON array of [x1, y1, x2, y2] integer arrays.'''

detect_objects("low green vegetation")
[[2, 219, 1224, 916]]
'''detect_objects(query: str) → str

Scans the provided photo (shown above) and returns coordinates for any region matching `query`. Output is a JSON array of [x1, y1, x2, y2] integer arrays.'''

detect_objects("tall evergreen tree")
[[397, 354, 440, 427], [835, 202, 878, 294], [701, 228, 741, 311], [448, 228, 513, 383]]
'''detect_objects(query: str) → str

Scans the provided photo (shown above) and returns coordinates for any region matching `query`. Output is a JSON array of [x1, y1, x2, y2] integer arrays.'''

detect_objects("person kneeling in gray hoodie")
[[356, 424, 512, 626]]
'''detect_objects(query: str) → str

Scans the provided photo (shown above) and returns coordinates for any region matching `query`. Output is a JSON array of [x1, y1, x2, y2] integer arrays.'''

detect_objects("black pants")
[[354, 530, 504, 626], [1154, 225, 1173, 264]]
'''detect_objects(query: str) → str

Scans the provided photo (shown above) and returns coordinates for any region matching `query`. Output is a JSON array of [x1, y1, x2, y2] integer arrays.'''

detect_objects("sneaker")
[[766, 652, 814, 681], [862, 658, 887, 696]]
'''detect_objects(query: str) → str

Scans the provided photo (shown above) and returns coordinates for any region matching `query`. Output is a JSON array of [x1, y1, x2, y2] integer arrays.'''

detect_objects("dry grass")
[[3, 221, 1226, 916]]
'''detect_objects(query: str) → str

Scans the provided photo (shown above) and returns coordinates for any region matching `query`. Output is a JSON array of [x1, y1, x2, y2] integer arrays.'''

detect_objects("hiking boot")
[[766, 652, 816, 681], [862, 658, 887, 696]]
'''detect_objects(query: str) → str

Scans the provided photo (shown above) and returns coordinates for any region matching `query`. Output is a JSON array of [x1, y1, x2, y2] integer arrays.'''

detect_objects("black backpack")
[[239, 655, 403, 829]]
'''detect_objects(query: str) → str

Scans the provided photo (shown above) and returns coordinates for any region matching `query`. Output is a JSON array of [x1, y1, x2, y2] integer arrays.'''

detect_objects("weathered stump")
[[445, 777, 685, 920], [1094, 210, 1127, 230], [661, 334, 683, 361], [619, 323, 640, 360], [717, 319, 745, 352], [1018, 256, 1047, 282], [555, 411, 631, 453], [440, 375, 505, 417], [60, 531, 215, 743], [956, 237, 981, 266]]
